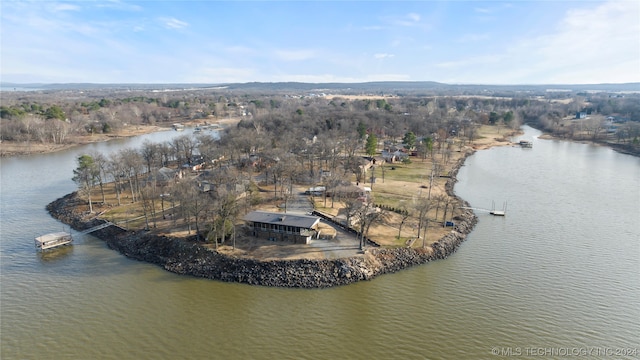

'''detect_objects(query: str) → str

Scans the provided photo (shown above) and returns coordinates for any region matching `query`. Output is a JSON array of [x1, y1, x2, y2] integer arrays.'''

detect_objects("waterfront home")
[[146, 167, 180, 186], [244, 211, 321, 244], [381, 149, 409, 163]]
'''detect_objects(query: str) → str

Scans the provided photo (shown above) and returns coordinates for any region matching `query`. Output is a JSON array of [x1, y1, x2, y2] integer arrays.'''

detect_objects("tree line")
[[57, 88, 639, 246]]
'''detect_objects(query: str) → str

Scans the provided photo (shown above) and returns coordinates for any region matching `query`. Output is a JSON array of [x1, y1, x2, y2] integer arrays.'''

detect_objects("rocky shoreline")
[[46, 151, 478, 288]]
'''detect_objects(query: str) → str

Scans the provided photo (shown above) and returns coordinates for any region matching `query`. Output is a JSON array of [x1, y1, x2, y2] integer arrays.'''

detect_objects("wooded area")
[[3, 84, 639, 254]]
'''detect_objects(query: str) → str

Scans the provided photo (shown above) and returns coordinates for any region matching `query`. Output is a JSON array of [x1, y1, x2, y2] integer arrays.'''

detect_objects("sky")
[[1, 0, 639, 85]]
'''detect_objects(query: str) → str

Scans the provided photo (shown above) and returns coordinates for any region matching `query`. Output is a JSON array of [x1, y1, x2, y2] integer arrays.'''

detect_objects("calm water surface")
[[1, 126, 638, 359]]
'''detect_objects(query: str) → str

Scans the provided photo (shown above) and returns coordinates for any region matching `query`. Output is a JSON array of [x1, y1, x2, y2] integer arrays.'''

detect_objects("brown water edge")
[[45, 152, 478, 288]]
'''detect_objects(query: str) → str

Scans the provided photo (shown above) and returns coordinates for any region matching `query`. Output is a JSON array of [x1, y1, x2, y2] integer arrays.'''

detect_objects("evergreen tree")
[[366, 133, 378, 156], [402, 131, 417, 149]]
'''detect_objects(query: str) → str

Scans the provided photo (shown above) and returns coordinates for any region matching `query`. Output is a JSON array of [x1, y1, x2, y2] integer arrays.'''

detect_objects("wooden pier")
[[460, 201, 507, 216], [35, 232, 72, 251]]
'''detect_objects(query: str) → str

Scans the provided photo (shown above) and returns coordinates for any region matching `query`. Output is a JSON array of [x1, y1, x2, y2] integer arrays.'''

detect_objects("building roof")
[[244, 211, 320, 229], [35, 232, 71, 243]]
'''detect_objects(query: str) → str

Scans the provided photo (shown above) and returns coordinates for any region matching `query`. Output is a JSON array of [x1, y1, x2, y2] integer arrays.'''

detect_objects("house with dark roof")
[[146, 167, 181, 186], [244, 211, 321, 244]]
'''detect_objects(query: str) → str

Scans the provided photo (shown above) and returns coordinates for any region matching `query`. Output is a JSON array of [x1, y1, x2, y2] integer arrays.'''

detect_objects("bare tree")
[[341, 196, 362, 232], [106, 153, 126, 206], [433, 194, 446, 220], [140, 140, 161, 173], [397, 202, 411, 240], [356, 201, 387, 250], [139, 183, 158, 230], [441, 197, 455, 226], [119, 147, 144, 203], [88, 151, 109, 204], [414, 197, 432, 248]]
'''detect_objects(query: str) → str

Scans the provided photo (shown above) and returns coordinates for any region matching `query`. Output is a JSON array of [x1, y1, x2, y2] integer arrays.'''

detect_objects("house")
[[198, 178, 249, 194], [576, 112, 587, 119], [182, 156, 206, 172], [320, 169, 331, 179], [381, 150, 409, 163], [381, 150, 397, 163], [146, 167, 180, 186], [244, 211, 321, 244], [327, 184, 371, 203], [305, 186, 326, 196]]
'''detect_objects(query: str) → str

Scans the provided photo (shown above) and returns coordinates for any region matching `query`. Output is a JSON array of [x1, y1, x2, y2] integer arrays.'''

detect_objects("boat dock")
[[35, 221, 122, 251], [489, 209, 506, 216], [460, 201, 507, 216], [518, 140, 533, 148], [35, 232, 72, 251]]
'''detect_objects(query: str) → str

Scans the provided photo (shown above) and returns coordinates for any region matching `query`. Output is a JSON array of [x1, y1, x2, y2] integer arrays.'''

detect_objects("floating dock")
[[519, 140, 533, 148], [35, 232, 72, 251], [490, 201, 507, 216], [460, 201, 507, 216]]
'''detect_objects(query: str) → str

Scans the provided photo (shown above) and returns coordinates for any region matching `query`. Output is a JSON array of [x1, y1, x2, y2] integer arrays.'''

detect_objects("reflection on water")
[[37, 246, 74, 263]]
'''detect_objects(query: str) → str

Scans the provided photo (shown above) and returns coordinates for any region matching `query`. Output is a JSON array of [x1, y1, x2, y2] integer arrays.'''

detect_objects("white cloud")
[[517, 0, 640, 83], [457, 33, 490, 43], [374, 53, 395, 59], [407, 13, 421, 22], [437, 0, 640, 84], [52, 3, 80, 12], [225, 45, 257, 56], [274, 49, 316, 61], [384, 12, 428, 29], [435, 55, 502, 69], [96, 0, 143, 12], [474, 7, 491, 14], [160, 17, 189, 30]]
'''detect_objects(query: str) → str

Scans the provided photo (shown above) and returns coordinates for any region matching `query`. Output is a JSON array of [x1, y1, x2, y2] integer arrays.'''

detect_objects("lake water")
[[1, 126, 638, 359]]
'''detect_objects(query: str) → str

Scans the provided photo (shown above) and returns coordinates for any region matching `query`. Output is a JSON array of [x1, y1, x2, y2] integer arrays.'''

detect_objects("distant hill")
[[1, 81, 638, 95], [219, 81, 640, 94]]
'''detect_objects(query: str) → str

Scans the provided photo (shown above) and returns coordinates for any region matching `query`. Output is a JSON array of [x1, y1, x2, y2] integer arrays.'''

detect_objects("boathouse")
[[244, 211, 321, 244], [35, 232, 72, 250]]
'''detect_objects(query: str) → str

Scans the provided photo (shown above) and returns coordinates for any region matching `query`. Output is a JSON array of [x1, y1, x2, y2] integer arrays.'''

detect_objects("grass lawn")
[[74, 124, 515, 252]]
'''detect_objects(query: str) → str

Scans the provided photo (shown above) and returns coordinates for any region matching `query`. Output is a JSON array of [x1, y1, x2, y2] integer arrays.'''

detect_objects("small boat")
[[35, 232, 73, 251]]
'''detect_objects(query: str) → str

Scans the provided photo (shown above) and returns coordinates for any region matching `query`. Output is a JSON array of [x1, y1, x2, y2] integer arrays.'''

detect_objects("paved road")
[[277, 185, 362, 259], [308, 221, 362, 259]]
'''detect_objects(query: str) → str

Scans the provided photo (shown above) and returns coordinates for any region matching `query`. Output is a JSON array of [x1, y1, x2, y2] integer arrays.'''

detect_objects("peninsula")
[[45, 124, 514, 288], [3, 83, 636, 286]]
